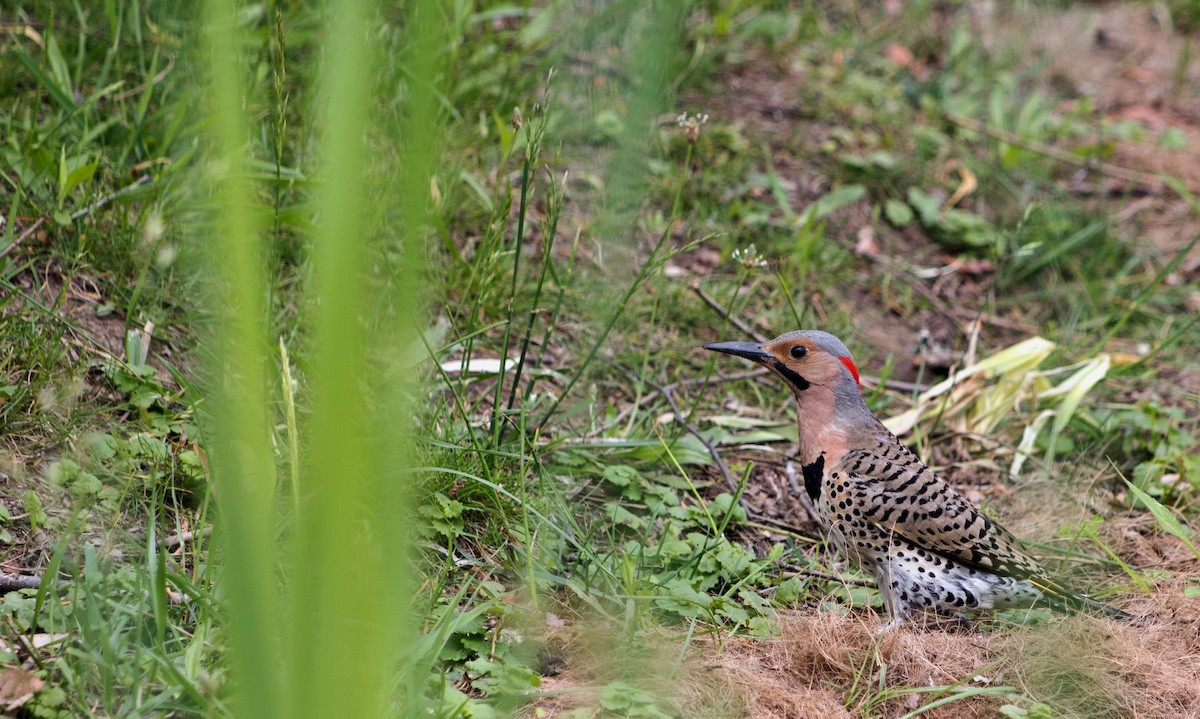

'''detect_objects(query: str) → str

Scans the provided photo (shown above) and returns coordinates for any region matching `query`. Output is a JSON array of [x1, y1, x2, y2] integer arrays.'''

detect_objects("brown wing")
[[837, 444, 1046, 579]]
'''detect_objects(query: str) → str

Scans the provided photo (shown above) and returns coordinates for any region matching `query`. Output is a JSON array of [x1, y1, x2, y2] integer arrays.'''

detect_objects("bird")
[[704, 329, 1131, 629]]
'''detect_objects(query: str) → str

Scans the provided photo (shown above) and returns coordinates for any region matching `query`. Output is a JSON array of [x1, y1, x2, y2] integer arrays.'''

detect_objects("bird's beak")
[[703, 341, 772, 363]]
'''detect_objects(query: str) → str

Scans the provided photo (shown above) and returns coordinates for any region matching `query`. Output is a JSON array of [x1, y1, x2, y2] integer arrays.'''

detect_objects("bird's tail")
[[1030, 576, 1136, 621]]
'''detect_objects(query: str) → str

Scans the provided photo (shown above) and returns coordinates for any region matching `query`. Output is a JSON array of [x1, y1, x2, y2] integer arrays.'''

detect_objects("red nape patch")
[[839, 356, 861, 386]]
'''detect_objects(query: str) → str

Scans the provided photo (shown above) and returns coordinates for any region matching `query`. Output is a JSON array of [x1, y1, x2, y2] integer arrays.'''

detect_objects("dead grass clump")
[[998, 610, 1200, 718], [1107, 511, 1200, 576], [709, 610, 1008, 719], [706, 594, 1200, 718]]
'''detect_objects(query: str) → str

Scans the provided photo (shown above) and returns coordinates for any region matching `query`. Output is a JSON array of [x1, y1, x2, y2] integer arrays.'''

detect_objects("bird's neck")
[[793, 384, 885, 466]]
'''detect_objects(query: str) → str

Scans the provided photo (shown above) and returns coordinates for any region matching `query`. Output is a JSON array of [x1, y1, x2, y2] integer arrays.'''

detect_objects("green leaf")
[[85, 433, 119, 461], [655, 578, 712, 618], [602, 465, 639, 487], [798, 183, 866, 224], [63, 161, 98, 197], [737, 588, 771, 613], [884, 198, 914, 226], [10, 46, 75, 111], [1160, 127, 1186, 150], [907, 186, 942, 223], [22, 491, 46, 532], [604, 502, 644, 530], [1044, 353, 1110, 466], [747, 616, 775, 636], [45, 32, 73, 98], [713, 539, 752, 575], [1122, 473, 1200, 560], [716, 600, 748, 623], [774, 576, 803, 605]]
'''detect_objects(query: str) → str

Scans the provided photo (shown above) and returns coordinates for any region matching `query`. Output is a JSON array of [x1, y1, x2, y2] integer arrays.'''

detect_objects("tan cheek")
[[815, 359, 840, 382]]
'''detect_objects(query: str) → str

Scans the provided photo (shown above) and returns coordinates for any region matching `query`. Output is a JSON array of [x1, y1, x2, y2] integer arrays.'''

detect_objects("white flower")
[[731, 244, 767, 269]]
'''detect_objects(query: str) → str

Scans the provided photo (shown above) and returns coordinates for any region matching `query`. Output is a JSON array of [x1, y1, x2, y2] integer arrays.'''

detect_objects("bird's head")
[[704, 329, 862, 397], [704, 330, 876, 460]]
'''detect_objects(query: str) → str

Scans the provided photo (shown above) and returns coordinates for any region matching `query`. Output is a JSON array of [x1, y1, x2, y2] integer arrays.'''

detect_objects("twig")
[[745, 518, 820, 541], [781, 564, 875, 589], [71, 173, 153, 221], [0, 174, 154, 260], [690, 284, 767, 342], [2, 615, 47, 672], [0, 573, 42, 593], [158, 527, 213, 549], [610, 361, 738, 492], [0, 214, 48, 260], [945, 111, 1172, 194]]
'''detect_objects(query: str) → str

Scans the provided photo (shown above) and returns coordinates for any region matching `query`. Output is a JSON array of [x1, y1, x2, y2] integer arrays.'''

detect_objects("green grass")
[[0, 1, 1198, 716]]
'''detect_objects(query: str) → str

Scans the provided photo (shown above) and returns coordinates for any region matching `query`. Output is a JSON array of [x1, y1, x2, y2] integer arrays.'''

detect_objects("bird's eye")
[[789, 345, 807, 359]]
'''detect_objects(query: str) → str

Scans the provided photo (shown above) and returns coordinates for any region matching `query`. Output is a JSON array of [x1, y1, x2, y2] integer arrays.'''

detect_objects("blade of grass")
[[1091, 232, 1199, 354], [278, 337, 301, 521], [200, 0, 281, 714], [284, 0, 410, 714], [1118, 463, 1200, 561]]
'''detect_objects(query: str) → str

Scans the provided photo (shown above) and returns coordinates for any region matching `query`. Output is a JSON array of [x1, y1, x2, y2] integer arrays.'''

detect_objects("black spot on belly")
[[772, 360, 810, 391], [802, 456, 824, 502]]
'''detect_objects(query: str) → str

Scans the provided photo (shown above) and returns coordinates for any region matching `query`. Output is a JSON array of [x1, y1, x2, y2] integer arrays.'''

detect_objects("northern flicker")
[[705, 329, 1130, 629]]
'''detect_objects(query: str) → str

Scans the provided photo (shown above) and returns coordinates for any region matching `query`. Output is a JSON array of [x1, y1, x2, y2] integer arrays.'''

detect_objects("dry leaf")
[[885, 43, 914, 68], [0, 667, 44, 711], [853, 225, 880, 258]]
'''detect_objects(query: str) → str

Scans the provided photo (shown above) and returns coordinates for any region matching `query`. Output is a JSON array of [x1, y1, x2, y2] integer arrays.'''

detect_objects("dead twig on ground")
[[691, 284, 767, 343], [0, 174, 154, 260], [946, 111, 1175, 194], [0, 573, 42, 593], [0, 214, 48, 261], [610, 361, 738, 492], [158, 527, 213, 550], [781, 563, 876, 589]]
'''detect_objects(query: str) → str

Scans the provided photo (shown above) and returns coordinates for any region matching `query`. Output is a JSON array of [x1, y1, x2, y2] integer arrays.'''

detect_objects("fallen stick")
[[158, 526, 213, 550], [0, 573, 42, 593]]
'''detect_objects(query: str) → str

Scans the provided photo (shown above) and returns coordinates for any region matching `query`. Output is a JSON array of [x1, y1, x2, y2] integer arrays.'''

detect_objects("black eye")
[[789, 345, 807, 359]]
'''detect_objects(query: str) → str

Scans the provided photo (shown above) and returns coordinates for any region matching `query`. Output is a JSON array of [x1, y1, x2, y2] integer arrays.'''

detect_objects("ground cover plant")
[[0, 0, 1198, 717]]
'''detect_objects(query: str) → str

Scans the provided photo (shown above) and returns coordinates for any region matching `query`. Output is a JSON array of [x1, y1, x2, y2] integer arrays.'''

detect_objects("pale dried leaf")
[[0, 667, 44, 711]]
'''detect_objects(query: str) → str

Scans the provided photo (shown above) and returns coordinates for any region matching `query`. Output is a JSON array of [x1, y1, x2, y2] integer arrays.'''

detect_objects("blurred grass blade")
[[285, 0, 396, 715], [201, 0, 281, 716], [1119, 466, 1200, 561]]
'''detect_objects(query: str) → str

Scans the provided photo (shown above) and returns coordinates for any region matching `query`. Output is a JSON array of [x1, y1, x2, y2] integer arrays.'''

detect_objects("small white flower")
[[732, 244, 767, 269], [676, 112, 709, 143]]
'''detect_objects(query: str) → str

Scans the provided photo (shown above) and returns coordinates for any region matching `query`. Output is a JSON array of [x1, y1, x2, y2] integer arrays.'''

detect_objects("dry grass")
[[527, 518, 1200, 718], [701, 545, 1200, 719]]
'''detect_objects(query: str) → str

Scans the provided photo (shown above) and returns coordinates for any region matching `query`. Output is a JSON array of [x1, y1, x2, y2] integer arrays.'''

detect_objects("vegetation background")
[[1, 0, 1198, 716]]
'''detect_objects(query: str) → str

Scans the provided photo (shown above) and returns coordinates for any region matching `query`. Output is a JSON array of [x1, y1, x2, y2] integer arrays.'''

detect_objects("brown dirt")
[[0, 258, 191, 573], [1006, 2, 1200, 280]]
